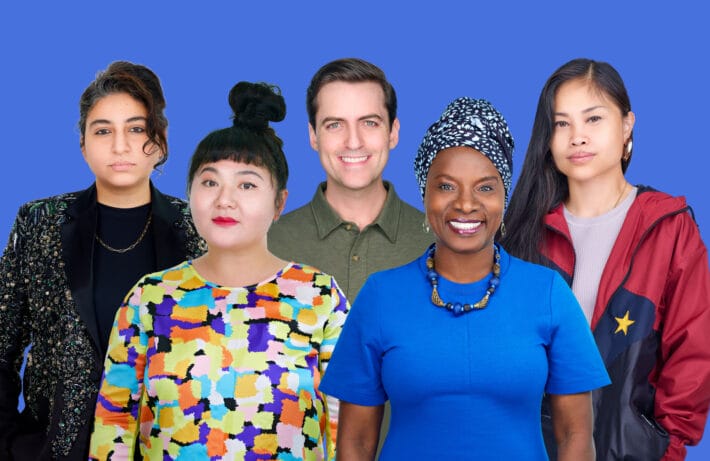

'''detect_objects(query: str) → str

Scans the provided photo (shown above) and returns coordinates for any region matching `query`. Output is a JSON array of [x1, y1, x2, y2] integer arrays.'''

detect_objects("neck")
[[96, 180, 152, 208], [434, 242, 496, 283], [565, 175, 630, 218], [324, 179, 388, 229], [193, 245, 286, 287]]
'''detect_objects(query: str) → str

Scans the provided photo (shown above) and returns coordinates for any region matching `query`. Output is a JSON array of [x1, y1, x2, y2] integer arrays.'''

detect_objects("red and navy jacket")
[[542, 186, 710, 461]]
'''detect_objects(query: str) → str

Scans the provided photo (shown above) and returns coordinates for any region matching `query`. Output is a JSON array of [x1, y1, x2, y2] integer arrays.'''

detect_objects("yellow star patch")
[[614, 310, 636, 335]]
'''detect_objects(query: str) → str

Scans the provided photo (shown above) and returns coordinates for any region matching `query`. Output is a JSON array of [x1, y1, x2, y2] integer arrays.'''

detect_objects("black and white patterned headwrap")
[[414, 97, 514, 204]]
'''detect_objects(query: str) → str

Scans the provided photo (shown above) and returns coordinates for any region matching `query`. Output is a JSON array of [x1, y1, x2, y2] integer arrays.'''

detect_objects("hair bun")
[[229, 81, 286, 130]]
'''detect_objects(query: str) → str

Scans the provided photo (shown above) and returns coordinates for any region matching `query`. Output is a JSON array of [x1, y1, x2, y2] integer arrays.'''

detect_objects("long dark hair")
[[187, 81, 288, 206], [501, 58, 633, 263]]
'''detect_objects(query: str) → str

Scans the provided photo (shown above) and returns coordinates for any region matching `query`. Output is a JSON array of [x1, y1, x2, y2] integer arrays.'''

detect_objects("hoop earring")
[[623, 139, 633, 161]]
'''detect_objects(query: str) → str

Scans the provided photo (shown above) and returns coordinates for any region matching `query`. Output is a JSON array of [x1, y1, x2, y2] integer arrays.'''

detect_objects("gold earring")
[[624, 139, 633, 161]]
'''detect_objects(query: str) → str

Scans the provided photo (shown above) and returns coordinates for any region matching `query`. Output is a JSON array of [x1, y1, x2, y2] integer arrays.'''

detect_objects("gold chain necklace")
[[95, 214, 152, 254]]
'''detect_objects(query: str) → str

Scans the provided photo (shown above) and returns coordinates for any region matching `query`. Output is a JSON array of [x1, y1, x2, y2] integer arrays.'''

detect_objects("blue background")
[[1, 1, 708, 458]]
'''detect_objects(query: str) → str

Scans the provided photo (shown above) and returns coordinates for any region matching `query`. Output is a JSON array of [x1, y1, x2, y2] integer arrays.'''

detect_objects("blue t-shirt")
[[320, 247, 610, 460]]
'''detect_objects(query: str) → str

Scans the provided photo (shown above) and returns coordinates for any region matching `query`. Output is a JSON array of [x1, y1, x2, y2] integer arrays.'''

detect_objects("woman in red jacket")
[[502, 58, 710, 460]]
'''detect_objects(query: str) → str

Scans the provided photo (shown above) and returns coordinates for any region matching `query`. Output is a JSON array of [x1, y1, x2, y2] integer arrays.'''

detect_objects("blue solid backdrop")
[[1, 1, 708, 459]]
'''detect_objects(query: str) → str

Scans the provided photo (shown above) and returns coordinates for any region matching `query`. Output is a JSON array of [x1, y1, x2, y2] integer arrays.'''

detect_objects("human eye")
[[587, 115, 602, 123], [553, 120, 568, 128], [240, 182, 257, 190], [129, 125, 146, 133], [479, 183, 495, 193], [94, 128, 111, 135], [200, 179, 218, 187], [325, 121, 340, 130], [363, 119, 379, 128], [438, 182, 454, 191]]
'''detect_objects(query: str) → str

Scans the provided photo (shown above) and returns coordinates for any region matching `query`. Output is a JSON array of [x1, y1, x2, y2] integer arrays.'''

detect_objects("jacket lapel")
[[60, 185, 102, 352]]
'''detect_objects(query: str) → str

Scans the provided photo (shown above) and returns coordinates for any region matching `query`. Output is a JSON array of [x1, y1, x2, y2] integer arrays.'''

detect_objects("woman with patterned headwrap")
[[319, 97, 609, 460]]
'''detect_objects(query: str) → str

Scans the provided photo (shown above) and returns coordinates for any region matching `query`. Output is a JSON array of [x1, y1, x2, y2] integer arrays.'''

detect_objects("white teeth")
[[449, 221, 481, 230], [341, 156, 367, 163]]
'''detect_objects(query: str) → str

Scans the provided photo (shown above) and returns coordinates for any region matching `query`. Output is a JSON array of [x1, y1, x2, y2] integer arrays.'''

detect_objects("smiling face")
[[81, 92, 162, 203], [189, 159, 286, 253], [308, 81, 399, 195], [425, 146, 504, 262], [550, 78, 635, 187]]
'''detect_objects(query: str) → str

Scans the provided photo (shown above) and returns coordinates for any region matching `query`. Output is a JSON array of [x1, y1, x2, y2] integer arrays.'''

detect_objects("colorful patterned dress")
[[89, 261, 348, 461]]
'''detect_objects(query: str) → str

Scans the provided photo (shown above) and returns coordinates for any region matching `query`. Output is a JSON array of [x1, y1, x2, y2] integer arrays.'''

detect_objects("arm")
[[550, 392, 595, 461], [89, 284, 149, 461], [319, 277, 350, 457], [655, 214, 710, 460], [0, 206, 32, 457], [336, 401, 384, 461]]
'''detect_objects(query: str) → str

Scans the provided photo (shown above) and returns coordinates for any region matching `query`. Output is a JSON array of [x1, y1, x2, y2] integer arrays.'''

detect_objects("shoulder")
[[282, 262, 336, 284], [366, 255, 424, 286], [16, 190, 82, 217], [273, 202, 314, 227], [135, 261, 193, 287], [11, 190, 86, 232], [632, 187, 700, 240], [505, 252, 560, 283], [158, 191, 189, 211]]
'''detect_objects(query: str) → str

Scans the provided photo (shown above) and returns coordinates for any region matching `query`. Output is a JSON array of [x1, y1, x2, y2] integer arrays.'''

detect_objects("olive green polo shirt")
[[268, 181, 433, 303]]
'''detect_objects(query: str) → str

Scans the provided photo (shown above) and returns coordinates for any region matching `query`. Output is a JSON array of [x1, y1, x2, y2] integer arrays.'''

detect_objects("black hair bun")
[[229, 81, 286, 130]]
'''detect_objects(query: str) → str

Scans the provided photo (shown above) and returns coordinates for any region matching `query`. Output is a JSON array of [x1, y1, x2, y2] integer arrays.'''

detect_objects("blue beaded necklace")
[[425, 244, 501, 316]]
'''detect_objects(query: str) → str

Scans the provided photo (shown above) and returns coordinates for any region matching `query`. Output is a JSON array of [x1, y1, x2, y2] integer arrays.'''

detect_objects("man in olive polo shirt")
[[268, 57, 432, 453], [269, 57, 432, 303]]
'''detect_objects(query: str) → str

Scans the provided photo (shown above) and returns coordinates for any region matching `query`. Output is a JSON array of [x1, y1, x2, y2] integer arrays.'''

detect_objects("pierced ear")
[[623, 111, 636, 139]]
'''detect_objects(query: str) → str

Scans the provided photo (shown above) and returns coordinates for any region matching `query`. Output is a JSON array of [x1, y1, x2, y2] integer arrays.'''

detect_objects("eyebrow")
[[88, 116, 147, 127], [434, 173, 500, 183], [554, 105, 607, 117], [319, 114, 385, 125], [198, 166, 265, 180]]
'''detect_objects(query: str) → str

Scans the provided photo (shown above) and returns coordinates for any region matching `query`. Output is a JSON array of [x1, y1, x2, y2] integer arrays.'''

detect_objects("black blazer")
[[0, 183, 206, 460]]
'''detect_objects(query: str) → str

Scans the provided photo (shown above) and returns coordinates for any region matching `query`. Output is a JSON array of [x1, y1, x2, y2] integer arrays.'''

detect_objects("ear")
[[623, 111, 636, 141], [388, 117, 400, 150], [80, 137, 87, 159], [308, 123, 318, 152], [274, 189, 289, 221]]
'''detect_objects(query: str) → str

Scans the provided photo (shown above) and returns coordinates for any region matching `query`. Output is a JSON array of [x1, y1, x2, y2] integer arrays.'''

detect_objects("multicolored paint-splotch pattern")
[[89, 261, 348, 461]]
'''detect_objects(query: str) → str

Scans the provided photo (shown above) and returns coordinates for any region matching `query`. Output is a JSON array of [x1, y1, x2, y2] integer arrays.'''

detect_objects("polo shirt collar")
[[310, 180, 404, 243]]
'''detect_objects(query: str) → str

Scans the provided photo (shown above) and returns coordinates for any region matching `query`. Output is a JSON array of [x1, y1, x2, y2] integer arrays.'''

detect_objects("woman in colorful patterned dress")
[[89, 82, 348, 461], [0, 61, 204, 461], [319, 97, 610, 460]]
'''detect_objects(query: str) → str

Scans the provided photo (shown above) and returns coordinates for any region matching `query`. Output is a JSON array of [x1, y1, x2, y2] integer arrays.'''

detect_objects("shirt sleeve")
[[655, 212, 710, 460], [318, 275, 350, 460], [89, 281, 150, 461], [545, 273, 611, 395], [0, 205, 31, 457], [319, 275, 387, 406]]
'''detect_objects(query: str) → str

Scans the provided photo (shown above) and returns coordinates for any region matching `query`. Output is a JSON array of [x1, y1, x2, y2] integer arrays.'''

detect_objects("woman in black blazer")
[[0, 61, 205, 460]]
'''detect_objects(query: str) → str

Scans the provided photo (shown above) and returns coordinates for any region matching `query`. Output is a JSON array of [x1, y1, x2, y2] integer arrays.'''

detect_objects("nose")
[[570, 124, 587, 146], [345, 125, 363, 151], [454, 188, 479, 214], [112, 130, 129, 154], [216, 186, 236, 208]]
